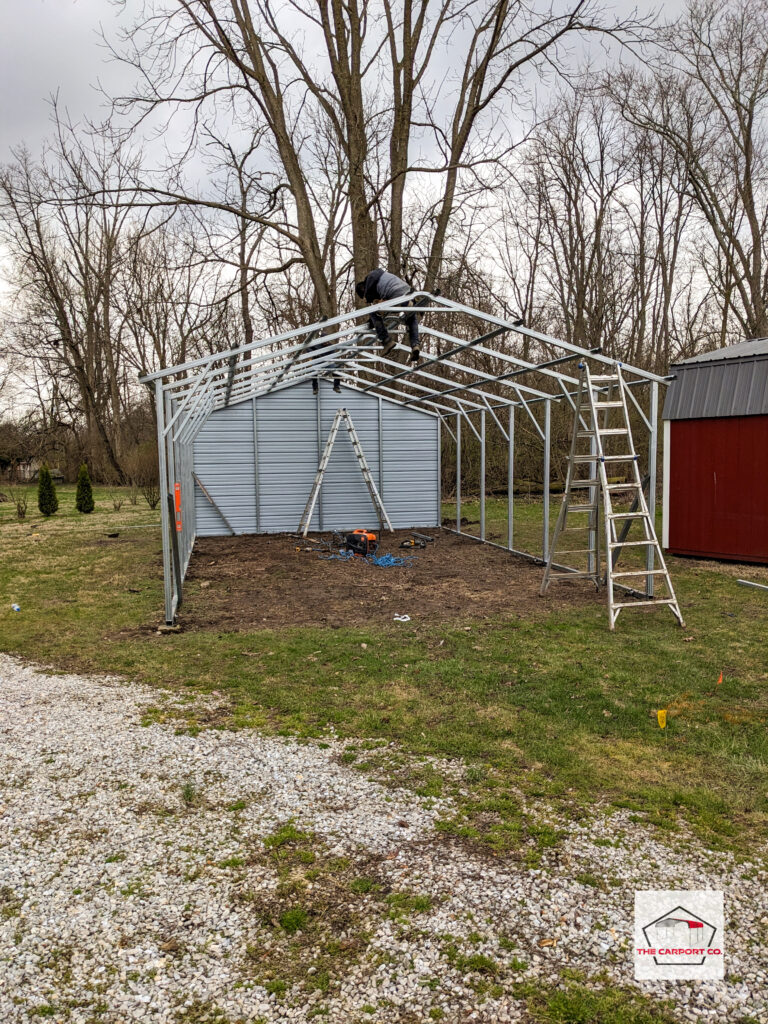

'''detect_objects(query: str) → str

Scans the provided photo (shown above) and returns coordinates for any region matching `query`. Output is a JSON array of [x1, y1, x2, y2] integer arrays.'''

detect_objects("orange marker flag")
[[716, 671, 723, 686], [657, 709, 667, 729]]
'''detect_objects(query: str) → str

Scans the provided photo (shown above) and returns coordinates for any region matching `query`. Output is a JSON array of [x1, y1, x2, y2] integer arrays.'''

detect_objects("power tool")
[[400, 536, 426, 549]]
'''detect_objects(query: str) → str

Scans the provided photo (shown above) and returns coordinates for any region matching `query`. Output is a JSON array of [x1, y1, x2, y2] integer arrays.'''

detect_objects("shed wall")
[[193, 380, 439, 535], [667, 414, 768, 563]]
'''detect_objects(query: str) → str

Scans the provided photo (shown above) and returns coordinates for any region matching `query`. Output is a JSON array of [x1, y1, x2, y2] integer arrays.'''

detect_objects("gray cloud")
[[0, 0, 137, 160], [0, 1, 687, 164]]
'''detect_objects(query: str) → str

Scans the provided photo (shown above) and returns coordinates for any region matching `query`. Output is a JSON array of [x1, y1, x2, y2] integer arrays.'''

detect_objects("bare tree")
[[515, 90, 632, 352], [0, 125, 141, 480], [610, 0, 768, 339], [117, 217, 230, 377], [110, 0, 650, 313]]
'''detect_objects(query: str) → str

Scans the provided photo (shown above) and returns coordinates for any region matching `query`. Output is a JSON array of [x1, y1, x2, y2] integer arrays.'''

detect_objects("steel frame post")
[[166, 493, 183, 606], [543, 400, 551, 561], [315, 381, 324, 532], [154, 379, 174, 623], [436, 414, 442, 528], [588, 429, 598, 576], [182, 440, 193, 572], [252, 397, 261, 533], [647, 382, 659, 597], [164, 392, 176, 488], [378, 397, 384, 496], [589, 385, 602, 577], [165, 394, 178, 573], [480, 410, 486, 542], [508, 406, 514, 551], [456, 413, 462, 535]]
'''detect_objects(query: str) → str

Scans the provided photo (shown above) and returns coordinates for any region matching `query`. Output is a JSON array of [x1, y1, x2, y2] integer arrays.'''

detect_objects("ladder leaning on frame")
[[298, 407, 394, 537], [540, 364, 684, 630]]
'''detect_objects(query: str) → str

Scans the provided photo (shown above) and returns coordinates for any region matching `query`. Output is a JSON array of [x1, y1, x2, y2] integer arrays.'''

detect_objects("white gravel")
[[0, 653, 766, 1023]]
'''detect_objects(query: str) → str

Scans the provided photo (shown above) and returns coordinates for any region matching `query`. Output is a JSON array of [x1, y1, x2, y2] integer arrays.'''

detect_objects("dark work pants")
[[369, 308, 419, 348]]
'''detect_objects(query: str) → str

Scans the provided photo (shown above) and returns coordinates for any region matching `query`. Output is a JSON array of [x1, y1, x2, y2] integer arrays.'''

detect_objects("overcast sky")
[[0, 1, 686, 163], [0, 0, 137, 161]]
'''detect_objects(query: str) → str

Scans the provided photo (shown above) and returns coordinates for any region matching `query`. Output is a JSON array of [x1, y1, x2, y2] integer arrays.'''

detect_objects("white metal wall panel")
[[193, 401, 257, 535], [255, 382, 320, 532], [381, 401, 440, 527], [192, 379, 439, 535], [317, 380, 382, 530]]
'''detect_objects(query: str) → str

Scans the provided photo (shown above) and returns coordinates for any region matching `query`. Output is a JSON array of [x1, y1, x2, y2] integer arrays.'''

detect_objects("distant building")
[[662, 338, 768, 564], [13, 460, 64, 483]]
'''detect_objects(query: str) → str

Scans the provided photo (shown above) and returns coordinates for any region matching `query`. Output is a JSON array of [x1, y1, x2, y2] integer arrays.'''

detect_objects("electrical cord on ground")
[[317, 550, 416, 568]]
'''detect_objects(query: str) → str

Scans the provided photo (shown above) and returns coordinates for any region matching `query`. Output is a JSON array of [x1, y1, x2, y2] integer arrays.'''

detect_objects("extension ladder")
[[540, 364, 684, 630], [297, 408, 394, 537]]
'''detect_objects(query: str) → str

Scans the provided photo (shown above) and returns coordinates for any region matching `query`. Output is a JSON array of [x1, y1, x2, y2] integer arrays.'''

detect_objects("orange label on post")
[[174, 483, 182, 532]]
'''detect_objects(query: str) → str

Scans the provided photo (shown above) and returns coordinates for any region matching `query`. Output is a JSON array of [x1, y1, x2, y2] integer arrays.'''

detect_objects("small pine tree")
[[75, 463, 95, 513], [37, 464, 59, 517]]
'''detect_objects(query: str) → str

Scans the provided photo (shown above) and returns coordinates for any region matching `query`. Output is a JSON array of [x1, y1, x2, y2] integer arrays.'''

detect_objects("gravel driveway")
[[1, 654, 766, 1023]]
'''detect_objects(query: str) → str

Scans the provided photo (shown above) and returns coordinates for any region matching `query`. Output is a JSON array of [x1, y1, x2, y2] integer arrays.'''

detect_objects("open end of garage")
[[178, 529, 602, 631]]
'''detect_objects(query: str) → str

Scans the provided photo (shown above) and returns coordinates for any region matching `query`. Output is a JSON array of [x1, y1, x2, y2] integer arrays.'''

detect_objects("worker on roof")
[[355, 269, 420, 363]]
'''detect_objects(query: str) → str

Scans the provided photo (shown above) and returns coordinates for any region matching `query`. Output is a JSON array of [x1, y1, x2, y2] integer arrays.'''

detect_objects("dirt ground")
[[180, 528, 602, 631]]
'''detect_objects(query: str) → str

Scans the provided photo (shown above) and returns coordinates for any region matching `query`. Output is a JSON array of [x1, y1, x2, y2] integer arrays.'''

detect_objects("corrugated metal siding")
[[381, 401, 440, 527], [192, 379, 439, 536], [317, 381, 383, 530], [255, 382, 321, 533], [663, 355, 768, 420], [678, 337, 768, 363], [193, 401, 258, 536], [667, 415, 768, 563]]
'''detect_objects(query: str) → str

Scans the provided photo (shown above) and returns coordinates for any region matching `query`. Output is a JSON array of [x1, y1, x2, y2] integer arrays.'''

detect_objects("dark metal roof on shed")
[[662, 339, 768, 420], [676, 337, 768, 364]]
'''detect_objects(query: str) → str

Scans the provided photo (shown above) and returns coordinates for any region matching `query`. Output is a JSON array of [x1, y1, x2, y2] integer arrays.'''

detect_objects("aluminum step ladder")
[[540, 364, 684, 630], [297, 407, 394, 537]]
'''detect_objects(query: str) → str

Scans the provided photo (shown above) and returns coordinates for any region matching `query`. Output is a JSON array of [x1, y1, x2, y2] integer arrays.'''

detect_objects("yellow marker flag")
[[657, 709, 667, 729]]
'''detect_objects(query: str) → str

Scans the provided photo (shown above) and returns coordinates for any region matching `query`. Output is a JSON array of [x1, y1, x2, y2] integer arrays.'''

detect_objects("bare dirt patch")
[[179, 528, 601, 631]]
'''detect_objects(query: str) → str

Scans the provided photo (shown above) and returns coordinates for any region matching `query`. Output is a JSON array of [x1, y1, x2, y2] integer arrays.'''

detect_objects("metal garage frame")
[[140, 294, 668, 623]]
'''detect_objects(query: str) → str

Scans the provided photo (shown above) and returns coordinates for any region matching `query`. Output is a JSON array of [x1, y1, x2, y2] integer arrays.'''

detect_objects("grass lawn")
[[1, 485, 767, 861]]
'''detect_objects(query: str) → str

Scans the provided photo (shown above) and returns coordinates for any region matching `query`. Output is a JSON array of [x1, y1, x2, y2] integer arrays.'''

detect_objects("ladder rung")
[[590, 374, 619, 383], [609, 539, 656, 547], [549, 571, 600, 579], [608, 511, 647, 520], [597, 428, 629, 435], [593, 400, 623, 408], [570, 479, 600, 488], [611, 599, 677, 609], [566, 505, 598, 513], [612, 570, 666, 578], [606, 482, 640, 490], [573, 454, 635, 463]]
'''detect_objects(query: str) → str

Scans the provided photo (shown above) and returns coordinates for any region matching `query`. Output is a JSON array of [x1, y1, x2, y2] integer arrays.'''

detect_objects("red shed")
[[662, 339, 768, 564]]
